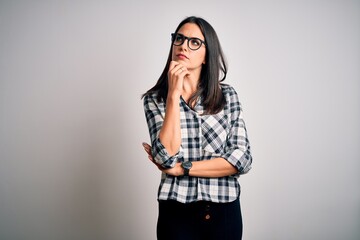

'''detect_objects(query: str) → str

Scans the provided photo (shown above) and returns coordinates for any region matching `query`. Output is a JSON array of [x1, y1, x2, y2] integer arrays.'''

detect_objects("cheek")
[[201, 52, 206, 64], [192, 51, 206, 64], [171, 48, 175, 60]]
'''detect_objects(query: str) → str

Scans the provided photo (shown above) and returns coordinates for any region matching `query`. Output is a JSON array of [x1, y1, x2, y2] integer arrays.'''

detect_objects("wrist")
[[178, 164, 185, 176], [180, 161, 192, 177], [167, 91, 181, 101]]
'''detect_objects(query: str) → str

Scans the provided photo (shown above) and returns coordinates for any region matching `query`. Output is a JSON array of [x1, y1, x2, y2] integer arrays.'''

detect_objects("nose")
[[178, 39, 189, 51]]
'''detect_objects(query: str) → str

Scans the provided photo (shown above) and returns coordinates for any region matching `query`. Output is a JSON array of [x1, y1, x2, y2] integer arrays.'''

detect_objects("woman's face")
[[171, 23, 206, 71]]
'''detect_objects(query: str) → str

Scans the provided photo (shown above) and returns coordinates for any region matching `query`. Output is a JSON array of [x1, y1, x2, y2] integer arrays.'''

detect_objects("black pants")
[[157, 198, 242, 240]]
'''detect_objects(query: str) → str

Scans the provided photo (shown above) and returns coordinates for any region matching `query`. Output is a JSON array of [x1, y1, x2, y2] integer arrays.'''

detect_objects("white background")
[[1, 0, 359, 239]]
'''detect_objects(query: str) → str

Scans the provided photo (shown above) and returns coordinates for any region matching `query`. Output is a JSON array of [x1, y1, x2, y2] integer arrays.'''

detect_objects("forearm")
[[159, 95, 181, 156], [189, 158, 238, 178]]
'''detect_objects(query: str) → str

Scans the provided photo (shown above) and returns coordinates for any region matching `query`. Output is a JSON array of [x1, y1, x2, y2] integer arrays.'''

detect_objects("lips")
[[176, 53, 188, 59]]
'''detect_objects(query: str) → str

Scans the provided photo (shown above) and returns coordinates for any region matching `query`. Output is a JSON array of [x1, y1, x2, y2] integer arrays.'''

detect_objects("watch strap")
[[183, 168, 190, 176]]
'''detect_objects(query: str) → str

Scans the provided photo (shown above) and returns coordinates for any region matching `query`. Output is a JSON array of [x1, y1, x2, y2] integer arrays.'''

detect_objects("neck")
[[182, 68, 201, 101]]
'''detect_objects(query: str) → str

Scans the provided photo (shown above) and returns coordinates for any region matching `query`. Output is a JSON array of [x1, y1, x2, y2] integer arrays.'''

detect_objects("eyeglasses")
[[171, 33, 206, 51]]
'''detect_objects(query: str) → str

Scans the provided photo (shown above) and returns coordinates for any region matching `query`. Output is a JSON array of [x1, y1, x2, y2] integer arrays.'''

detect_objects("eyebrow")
[[177, 33, 205, 41]]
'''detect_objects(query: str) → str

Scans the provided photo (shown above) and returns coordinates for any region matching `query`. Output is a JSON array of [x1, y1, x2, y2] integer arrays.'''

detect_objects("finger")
[[169, 61, 179, 71], [179, 67, 189, 75], [177, 67, 187, 73], [142, 142, 151, 152], [144, 148, 152, 157], [143, 144, 151, 151], [176, 68, 189, 79], [169, 64, 183, 76], [171, 67, 188, 79], [148, 156, 158, 166], [169, 62, 186, 73], [142, 142, 151, 148], [145, 150, 152, 158]]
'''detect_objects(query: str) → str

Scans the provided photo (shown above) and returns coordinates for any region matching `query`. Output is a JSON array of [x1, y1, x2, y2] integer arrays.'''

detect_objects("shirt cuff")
[[221, 148, 252, 175], [152, 138, 183, 169]]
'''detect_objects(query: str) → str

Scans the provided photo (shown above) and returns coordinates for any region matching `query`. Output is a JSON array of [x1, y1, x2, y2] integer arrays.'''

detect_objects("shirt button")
[[205, 214, 211, 220]]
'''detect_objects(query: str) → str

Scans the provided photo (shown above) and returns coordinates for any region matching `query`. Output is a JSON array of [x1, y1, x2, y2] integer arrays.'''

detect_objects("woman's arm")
[[158, 95, 181, 156], [189, 158, 238, 177], [158, 61, 189, 156], [142, 143, 237, 178], [143, 61, 189, 168]]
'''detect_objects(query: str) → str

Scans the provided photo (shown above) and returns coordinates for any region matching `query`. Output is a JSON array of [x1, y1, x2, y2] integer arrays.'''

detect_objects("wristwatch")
[[181, 161, 192, 176]]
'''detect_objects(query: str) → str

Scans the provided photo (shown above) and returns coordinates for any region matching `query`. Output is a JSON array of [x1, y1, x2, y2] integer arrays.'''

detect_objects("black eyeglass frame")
[[171, 33, 206, 50]]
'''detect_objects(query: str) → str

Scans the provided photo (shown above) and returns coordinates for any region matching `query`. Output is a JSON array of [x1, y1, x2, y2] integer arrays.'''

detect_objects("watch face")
[[183, 161, 192, 169]]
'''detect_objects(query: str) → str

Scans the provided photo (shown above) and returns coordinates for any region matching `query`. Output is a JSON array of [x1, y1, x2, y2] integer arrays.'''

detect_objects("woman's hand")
[[142, 142, 183, 176], [142, 142, 163, 171], [167, 61, 189, 98]]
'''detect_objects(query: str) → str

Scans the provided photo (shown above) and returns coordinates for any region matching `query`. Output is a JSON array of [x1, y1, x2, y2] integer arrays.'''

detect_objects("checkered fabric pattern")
[[143, 84, 252, 203]]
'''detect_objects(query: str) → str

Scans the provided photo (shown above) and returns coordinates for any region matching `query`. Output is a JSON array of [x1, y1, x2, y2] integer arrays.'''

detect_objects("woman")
[[142, 16, 252, 240]]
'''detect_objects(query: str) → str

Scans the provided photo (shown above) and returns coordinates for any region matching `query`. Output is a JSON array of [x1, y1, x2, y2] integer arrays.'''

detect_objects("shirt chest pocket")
[[201, 114, 229, 154]]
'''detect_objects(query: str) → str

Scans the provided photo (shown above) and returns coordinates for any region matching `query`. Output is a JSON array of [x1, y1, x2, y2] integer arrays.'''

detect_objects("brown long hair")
[[142, 16, 227, 115]]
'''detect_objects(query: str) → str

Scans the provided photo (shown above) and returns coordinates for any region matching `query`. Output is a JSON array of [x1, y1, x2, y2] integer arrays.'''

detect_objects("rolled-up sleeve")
[[143, 95, 183, 168], [221, 88, 252, 175]]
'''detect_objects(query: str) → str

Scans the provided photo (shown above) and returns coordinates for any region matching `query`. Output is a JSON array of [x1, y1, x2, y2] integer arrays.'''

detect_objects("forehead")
[[177, 23, 204, 39]]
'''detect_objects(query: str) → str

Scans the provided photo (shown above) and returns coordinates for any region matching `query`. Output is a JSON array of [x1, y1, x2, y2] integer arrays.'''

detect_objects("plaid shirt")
[[143, 84, 252, 203]]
